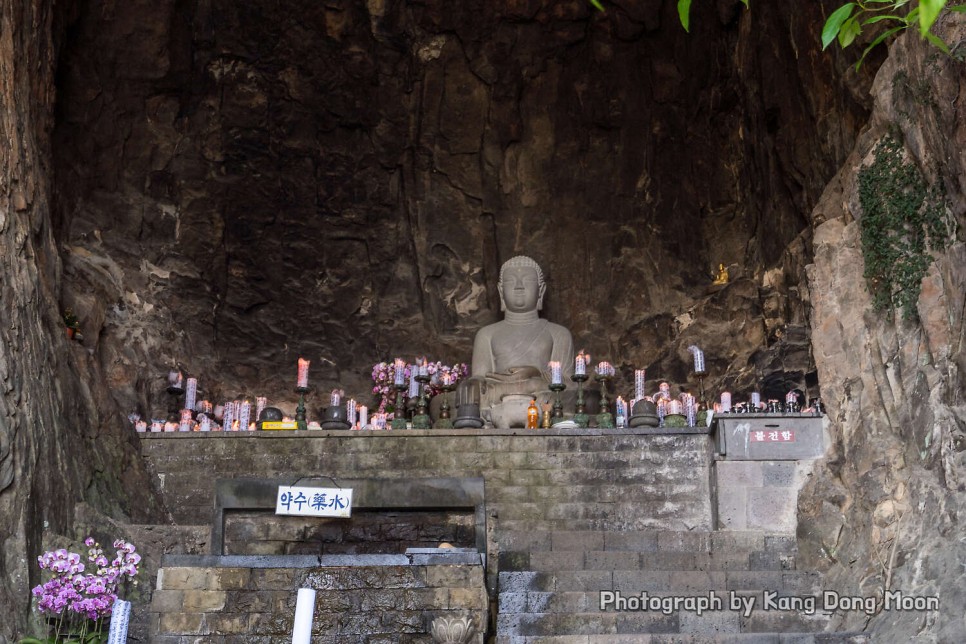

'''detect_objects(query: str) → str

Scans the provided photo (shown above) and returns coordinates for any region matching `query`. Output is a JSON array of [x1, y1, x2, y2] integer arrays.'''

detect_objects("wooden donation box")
[[715, 413, 826, 460]]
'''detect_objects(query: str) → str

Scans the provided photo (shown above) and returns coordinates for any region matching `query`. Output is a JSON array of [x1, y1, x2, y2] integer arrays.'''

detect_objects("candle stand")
[[391, 383, 408, 430], [693, 369, 708, 409], [596, 374, 614, 429], [433, 381, 456, 429], [166, 382, 185, 421], [412, 374, 432, 429], [549, 382, 566, 422], [571, 373, 589, 428], [295, 386, 310, 431]]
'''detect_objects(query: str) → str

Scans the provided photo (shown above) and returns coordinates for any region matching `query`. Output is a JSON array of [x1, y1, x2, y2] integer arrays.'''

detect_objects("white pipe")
[[292, 588, 317, 644]]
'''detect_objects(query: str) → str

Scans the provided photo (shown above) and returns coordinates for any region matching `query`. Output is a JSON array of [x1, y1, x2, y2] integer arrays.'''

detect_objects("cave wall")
[[52, 0, 870, 420], [0, 0, 166, 639], [19, 0, 966, 640], [800, 16, 966, 641]]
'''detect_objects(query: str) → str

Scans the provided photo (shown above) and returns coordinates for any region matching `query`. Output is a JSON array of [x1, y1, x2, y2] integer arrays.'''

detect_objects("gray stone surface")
[[150, 562, 486, 641], [716, 416, 827, 461]]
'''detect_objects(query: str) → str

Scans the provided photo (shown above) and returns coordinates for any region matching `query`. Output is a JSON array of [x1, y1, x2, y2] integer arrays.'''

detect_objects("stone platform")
[[136, 427, 860, 641], [140, 428, 714, 532]]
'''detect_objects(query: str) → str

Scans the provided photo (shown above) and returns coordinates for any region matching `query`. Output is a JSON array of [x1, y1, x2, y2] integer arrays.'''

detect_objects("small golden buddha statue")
[[712, 263, 729, 285]]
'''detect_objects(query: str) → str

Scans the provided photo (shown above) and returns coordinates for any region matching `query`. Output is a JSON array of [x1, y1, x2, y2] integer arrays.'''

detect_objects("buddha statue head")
[[498, 255, 546, 313]]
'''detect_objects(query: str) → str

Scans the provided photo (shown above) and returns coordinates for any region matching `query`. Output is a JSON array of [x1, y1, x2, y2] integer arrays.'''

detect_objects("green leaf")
[[838, 15, 863, 48], [919, 0, 946, 34], [862, 14, 903, 24], [739, 0, 749, 6], [678, 0, 692, 32], [949, 4, 966, 12], [924, 30, 951, 52], [904, 6, 920, 25], [588, 0, 604, 11], [18, 638, 51, 644], [823, 3, 856, 49]]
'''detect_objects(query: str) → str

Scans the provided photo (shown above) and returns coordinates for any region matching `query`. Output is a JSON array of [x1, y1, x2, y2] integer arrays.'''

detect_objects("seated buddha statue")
[[469, 256, 574, 427]]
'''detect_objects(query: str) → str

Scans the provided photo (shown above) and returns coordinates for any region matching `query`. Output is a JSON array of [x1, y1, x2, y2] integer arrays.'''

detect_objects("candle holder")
[[412, 373, 432, 430], [294, 385, 310, 431], [693, 369, 708, 409], [595, 374, 614, 429], [391, 383, 408, 430], [571, 373, 589, 428], [433, 381, 456, 429], [166, 382, 185, 421], [549, 382, 566, 422]]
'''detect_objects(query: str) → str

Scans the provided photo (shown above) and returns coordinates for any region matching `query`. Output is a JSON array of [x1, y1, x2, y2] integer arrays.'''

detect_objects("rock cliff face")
[[0, 0, 165, 639], [51, 0, 869, 416], [800, 17, 966, 641], [3, 0, 964, 639]]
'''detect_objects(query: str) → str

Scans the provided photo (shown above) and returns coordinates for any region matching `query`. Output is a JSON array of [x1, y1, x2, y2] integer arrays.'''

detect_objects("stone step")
[[498, 589, 828, 616], [496, 608, 833, 637], [498, 571, 822, 595], [499, 550, 796, 573], [495, 633, 871, 643], [497, 530, 796, 556]]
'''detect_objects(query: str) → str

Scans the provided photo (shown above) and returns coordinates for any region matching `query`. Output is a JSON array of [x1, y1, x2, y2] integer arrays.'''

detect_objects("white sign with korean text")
[[276, 486, 353, 518]]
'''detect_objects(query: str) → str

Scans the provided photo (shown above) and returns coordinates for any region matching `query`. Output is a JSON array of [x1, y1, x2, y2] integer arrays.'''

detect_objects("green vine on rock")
[[857, 134, 955, 320]]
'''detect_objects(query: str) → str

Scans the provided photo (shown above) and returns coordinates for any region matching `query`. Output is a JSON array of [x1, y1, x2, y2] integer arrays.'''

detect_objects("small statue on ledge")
[[466, 255, 574, 427], [712, 263, 729, 286]]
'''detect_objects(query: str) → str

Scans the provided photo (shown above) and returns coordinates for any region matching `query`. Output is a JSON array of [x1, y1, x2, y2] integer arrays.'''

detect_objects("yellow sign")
[[261, 421, 299, 430]]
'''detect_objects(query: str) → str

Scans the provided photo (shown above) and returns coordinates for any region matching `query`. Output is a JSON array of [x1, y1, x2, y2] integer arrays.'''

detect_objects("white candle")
[[297, 358, 310, 389], [408, 368, 420, 397], [634, 369, 646, 399], [688, 345, 705, 373], [179, 409, 192, 432], [359, 405, 368, 429], [548, 361, 562, 385], [151, 419, 163, 433], [256, 396, 267, 421], [575, 352, 587, 376], [347, 399, 357, 425], [199, 415, 211, 432], [751, 392, 761, 409], [135, 420, 147, 433], [418, 357, 428, 377], [222, 402, 235, 432], [185, 378, 198, 412], [291, 588, 316, 644], [720, 392, 732, 412], [330, 389, 342, 407], [668, 400, 683, 415], [393, 358, 405, 386], [107, 598, 131, 644], [659, 382, 670, 400], [238, 401, 251, 431], [168, 370, 184, 389]]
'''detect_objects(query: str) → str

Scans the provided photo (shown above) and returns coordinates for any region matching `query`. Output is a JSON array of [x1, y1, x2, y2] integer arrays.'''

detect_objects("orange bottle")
[[527, 397, 539, 429]]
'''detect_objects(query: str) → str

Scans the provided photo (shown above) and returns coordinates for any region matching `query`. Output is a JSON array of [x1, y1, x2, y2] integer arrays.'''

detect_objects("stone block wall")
[[149, 556, 487, 643], [140, 428, 714, 534], [714, 460, 814, 533]]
